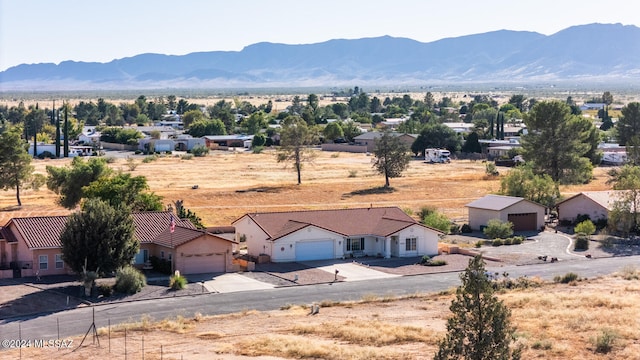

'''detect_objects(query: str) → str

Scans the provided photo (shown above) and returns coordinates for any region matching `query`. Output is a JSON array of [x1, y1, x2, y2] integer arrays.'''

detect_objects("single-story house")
[[138, 138, 175, 153], [353, 132, 418, 153], [0, 212, 237, 278], [173, 135, 206, 151], [204, 135, 254, 149], [232, 207, 442, 262], [556, 191, 624, 224], [466, 194, 545, 232]]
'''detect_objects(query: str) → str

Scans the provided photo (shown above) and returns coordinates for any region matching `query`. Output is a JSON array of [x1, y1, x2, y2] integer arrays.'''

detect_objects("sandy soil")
[[5, 274, 640, 360], [0, 150, 612, 226]]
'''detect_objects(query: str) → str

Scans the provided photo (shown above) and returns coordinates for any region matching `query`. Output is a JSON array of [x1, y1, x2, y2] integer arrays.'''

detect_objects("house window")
[[39, 255, 48, 270], [161, 251, 165, 259], [347, 238, 365, 251], [406, 237, 417, 251], [55, 254, 64, 269]]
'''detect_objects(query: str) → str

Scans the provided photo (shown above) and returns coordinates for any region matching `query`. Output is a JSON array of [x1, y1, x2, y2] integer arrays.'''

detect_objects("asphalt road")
[[1, 254, 639, 343]]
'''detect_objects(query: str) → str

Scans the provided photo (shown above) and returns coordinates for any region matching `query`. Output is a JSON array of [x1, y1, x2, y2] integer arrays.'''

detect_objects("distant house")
[[556, 191, 624, 224], [353, 132, 417, 153], [0, 212, 237, 278], [580, 103, 605, 111], [232, 207, 442, 262], [466, 194, 545, 232], [204, 135, 254, 149]]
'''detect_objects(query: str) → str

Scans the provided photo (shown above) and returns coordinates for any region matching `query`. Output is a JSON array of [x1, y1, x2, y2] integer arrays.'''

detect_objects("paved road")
[[1, 254, 638, 343]]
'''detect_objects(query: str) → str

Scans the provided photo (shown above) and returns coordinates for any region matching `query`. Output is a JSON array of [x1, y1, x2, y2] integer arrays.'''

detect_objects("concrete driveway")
[[190, 273, 276, 293], [302, 260, 400, 281]]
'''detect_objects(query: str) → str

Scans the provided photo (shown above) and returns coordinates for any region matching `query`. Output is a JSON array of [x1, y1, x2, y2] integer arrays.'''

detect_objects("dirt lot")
[[5, 272, 640, 360], [0, 149, 612, 226]]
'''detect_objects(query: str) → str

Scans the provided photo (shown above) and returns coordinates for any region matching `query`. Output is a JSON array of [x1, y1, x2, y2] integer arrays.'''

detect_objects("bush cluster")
[[490, 236, 524, 247], [553, 272, 579, 284], [170, 274, 188, 290], [460, 224, 473, 233], [114, 266, 146, 294], [574, 234, 590, 250], [420, 255, 447, 266], [149, 256, 172, 274]]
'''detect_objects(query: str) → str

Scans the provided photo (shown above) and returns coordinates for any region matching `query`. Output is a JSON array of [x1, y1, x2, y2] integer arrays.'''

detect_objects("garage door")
[[295, 240, 334, 261], [507, 213, 537, 231], [182, 253, 225, 274]]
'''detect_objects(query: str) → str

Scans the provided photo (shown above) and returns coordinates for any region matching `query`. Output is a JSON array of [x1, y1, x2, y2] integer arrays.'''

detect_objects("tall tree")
[[372, 130, 411, 188], [46, 157, 112, 209], [53, 101, 60, 158], [499, 164, 560, 208], [606, 165, 640, 233], [521, 100, 593, 184], [434, 255, 521, 360], [60, 198, 138, 276], [0, 125, 34, 206], [276, 116, 318, 185], [82, 172, 163, 211], [616, 102, 640, 163], [63, 103, 69, 157], [411, 123, 461, 157]]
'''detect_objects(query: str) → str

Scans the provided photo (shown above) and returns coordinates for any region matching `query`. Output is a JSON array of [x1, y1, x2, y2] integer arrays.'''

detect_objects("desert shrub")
[[483, 219, 513, 239], [511, 236, 524, 245], [474, 240, 483, 248], [449, 223, 461, 234], [348, 170, 358, 178], [485, 162, 499, 176], [460, 224, 472, 233], [134, 150, 143, 155], [554, 272, 579, 284], [38, 151, 56, 159], [105, 156, 117, 163], [492, 239, 503, 246], [126, 157, 138, 171], [594, 329, 617, 354], [191, 144, 209, 157], [423, 211, 452, 234], [427, 259, 447, 266], [97, 283, 113, 297], [170, 274, 188, 290], [252, 146, 264, 154], [531, 340, 552, 350], [149, 256, 172, 274], [142, 154, 158, 163], [502, 238, 513, 245], [574, 234, 590, 250], [181, 153, 194, 160], [420, 255, 431, 265], [417, 206, 437, 220], [114, 266, 146, 294], [574, 219, 595, 236]]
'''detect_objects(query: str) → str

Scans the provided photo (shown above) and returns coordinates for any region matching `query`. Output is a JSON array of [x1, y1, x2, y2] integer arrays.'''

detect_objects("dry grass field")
[[0, 149, 612, 226], [6, 271, 640, 360]]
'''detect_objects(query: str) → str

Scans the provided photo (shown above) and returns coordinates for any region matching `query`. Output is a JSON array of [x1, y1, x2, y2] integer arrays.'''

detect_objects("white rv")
[[425, 149, 451, 163]]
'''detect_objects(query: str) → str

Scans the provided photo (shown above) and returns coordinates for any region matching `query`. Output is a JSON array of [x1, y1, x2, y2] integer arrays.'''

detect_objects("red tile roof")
[[3, 212, 206, 249], [234, 206, 442, 240]]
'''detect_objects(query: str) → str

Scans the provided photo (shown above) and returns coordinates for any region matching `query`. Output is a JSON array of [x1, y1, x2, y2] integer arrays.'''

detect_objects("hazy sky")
[[1, 0, 639, 71]]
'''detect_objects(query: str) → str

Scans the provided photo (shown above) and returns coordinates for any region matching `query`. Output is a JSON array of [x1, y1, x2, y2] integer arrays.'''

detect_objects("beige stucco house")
[[555, 191, 623, 224], [233, 207, 442, 262], [466, 194, 546, 231], [0, 212, 236, 279]]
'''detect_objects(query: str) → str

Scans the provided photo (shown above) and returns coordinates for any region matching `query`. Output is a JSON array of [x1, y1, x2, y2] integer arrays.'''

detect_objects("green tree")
[[276, 116, 318, 185], [46, 157, 112, 209], [434, 255, 521, 360], [574, 220, 596, 238], [422, 210, 452, 234], [188, 119, 227, 137], [499, 164, 560, 208], [372, 130, 411, 188], [616, 103, 640, 164], [83, 172, 163, 211], [173, 199, 205, 229], [241, 111, 266, 135], [461, 132, 482, 153], [521, 100, 593, 184], [60, 198, 138, 276], [0, 125, 35, 206], [606, 165, 640, 232], [411, 124, 461, 157], [322, 122, 344, 142], [182, 109, 206, 129]]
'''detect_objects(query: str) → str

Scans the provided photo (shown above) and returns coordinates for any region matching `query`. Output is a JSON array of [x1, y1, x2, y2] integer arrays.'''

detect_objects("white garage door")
[[182, 253, 225, 274], [295, 240, 334, 261]]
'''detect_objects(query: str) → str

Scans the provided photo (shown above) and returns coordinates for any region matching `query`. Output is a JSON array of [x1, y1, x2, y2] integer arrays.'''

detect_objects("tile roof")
[[235, 207, 441, 240], [3, 212, 201, 249], [465, 194, 544, 211]]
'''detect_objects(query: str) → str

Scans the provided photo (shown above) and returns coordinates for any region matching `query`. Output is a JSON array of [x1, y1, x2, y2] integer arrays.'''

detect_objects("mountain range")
[[2, 23, 640, 91]]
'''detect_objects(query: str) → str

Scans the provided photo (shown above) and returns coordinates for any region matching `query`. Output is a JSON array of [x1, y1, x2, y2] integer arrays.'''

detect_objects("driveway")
[[189, 273, 276, 293], [301, 260, 400, 281]]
